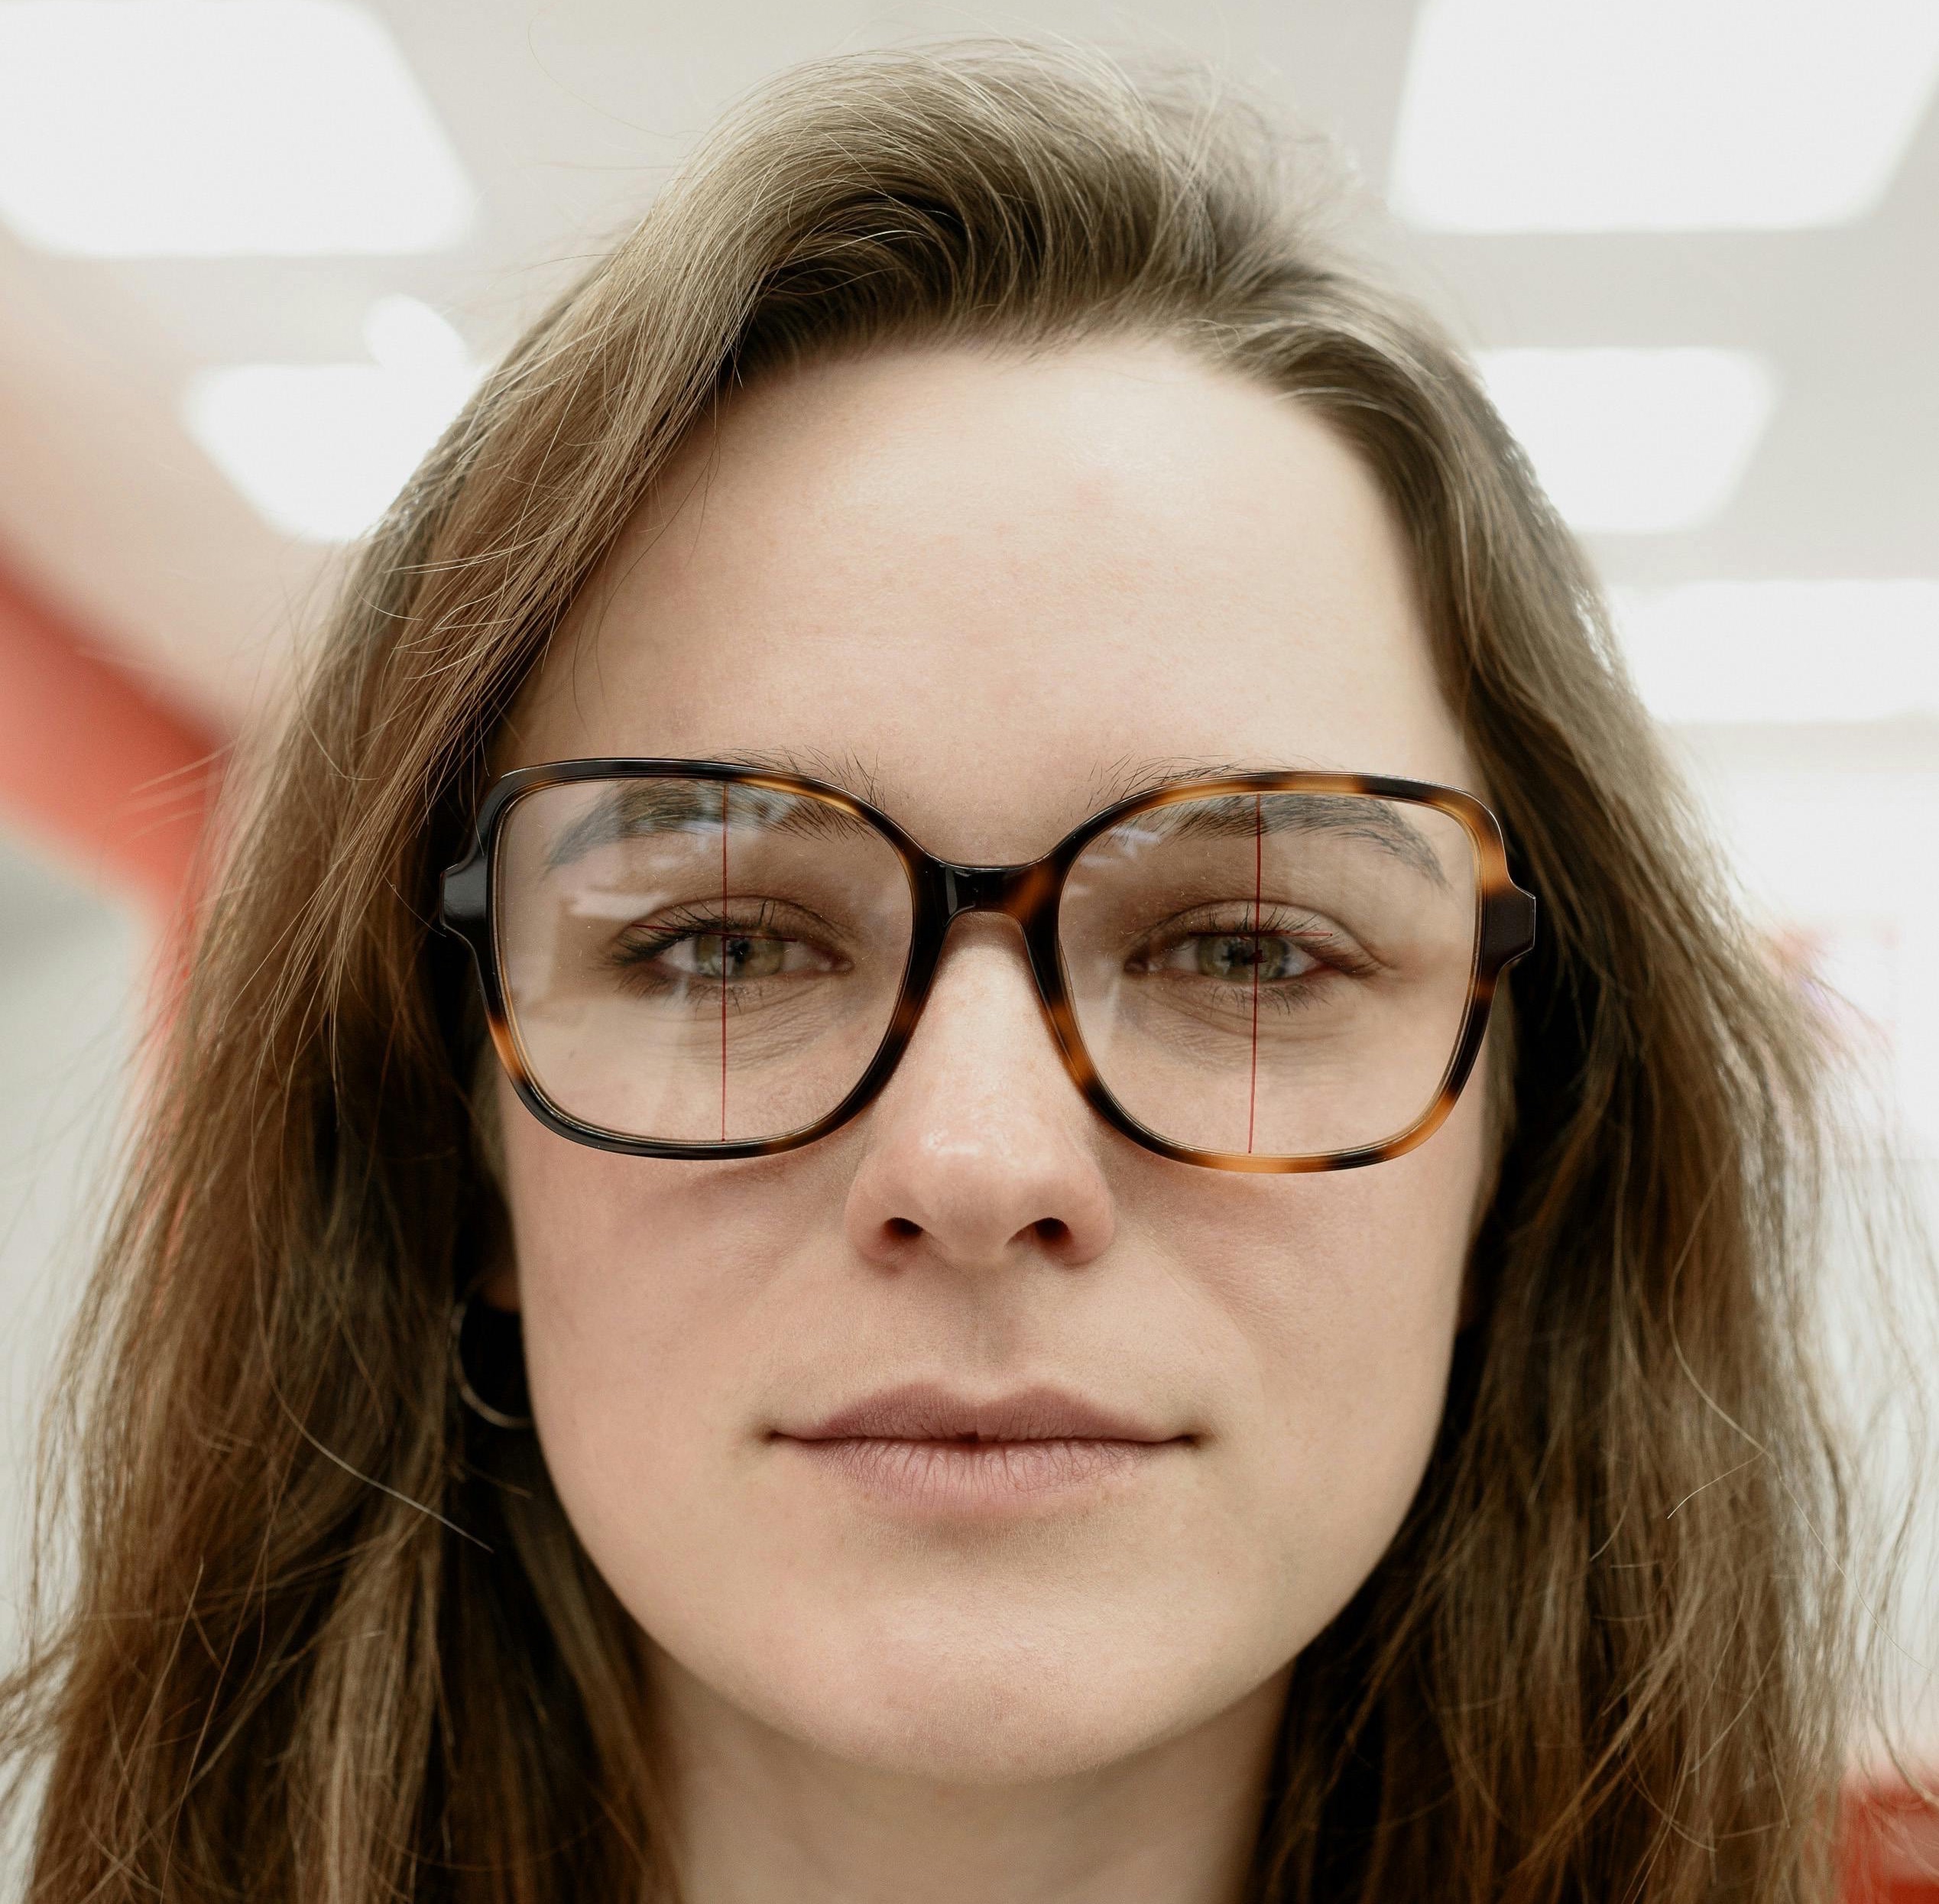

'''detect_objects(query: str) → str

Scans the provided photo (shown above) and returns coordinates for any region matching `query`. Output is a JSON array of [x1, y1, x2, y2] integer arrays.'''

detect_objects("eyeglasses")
[[440, 761, 1537, 1173]]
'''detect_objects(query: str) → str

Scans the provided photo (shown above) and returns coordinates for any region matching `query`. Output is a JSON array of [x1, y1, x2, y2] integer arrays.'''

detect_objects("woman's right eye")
[[607, 905, 846, 989], [635, 927, 803, 983]]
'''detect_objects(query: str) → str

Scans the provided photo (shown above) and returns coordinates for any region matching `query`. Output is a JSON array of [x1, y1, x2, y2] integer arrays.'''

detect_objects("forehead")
[[502, 336, 1477, 863]]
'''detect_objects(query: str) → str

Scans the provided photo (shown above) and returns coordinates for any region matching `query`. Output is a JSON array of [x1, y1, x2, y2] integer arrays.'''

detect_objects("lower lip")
[[778, 1435, 1175, 1513]]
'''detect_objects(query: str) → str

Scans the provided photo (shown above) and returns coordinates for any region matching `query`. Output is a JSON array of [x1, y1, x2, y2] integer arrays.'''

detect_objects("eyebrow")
[[1133, 792, 1448, 887], [540, 751, 1448, 887], [1089, 756, 1448, 886], [543, 770, 877, 871]]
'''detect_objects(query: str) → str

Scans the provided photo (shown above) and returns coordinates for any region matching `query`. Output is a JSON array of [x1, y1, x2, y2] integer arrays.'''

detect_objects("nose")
[[841, 919, 1116, 1273]]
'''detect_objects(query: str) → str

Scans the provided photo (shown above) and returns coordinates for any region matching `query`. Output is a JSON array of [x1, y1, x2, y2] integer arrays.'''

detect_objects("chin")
[[719, 1613, 1209, 1786], [785, 1682, 1168, 1787]]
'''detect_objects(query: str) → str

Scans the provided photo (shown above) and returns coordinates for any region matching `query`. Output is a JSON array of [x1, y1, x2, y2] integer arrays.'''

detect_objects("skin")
[[490, 336, 1496, 1904]]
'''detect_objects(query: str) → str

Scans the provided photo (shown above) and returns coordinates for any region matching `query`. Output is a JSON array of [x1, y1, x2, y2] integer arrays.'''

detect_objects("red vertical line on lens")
[[720, 781, 729, 1142], [1247, 792, 1261, 1154]]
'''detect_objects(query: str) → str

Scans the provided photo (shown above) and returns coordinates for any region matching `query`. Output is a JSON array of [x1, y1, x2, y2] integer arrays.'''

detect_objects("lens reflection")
[[495, 777, 914, 1143], [1058, 792, 1479, 1157]]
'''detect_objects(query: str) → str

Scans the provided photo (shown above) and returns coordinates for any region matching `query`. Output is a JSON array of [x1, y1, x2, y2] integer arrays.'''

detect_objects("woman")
[[0, 38, 1897, 1903]]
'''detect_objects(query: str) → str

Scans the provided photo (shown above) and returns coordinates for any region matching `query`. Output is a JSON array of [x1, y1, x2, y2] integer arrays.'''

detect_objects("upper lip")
[[778, 1381, 1182, 1444]]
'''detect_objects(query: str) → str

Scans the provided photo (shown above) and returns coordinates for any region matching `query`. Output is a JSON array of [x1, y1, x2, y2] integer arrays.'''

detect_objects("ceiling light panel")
[[1478, 349, 1775, 535], [1393, 0, 1939, 232], [183, 297, 479, 541], [1612, 580, 1939, 724], [0, 0, 474, 255]]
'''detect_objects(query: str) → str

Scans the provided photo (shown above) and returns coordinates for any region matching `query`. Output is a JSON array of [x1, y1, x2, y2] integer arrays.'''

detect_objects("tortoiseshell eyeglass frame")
[[440, 760, 1538, 1174]]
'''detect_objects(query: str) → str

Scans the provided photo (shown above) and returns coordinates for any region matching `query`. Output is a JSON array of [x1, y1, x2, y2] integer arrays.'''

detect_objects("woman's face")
[[494, 336, 1495, 1784]]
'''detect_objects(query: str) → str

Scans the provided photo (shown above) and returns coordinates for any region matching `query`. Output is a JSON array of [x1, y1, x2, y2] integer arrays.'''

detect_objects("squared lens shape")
[[494, 776, 914, 1145], [1057, 791, 1481, 1160]]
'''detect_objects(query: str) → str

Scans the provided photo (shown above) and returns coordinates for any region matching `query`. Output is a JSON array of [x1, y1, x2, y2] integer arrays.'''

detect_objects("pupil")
[[702, 931, 774, 980], [1199, 934, 1286, 981]]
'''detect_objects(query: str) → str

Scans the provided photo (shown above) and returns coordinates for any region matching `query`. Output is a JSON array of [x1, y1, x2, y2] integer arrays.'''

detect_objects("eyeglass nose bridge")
[[936, 859, 1059, 923], [910, 856, 1078, 1079]]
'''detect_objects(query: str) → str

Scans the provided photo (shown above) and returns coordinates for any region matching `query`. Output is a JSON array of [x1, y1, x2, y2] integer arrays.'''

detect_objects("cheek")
[[1140, 1084, 1485, 1610], [494, 1097, 800, 1601]]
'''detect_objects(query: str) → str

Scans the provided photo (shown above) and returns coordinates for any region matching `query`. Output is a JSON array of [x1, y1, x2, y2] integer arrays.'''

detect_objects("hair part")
[[2, 37, 1893, 1902]]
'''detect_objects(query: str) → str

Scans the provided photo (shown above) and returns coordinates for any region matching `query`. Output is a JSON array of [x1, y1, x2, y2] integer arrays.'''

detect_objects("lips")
[[777, 1380, 1181, 1445]]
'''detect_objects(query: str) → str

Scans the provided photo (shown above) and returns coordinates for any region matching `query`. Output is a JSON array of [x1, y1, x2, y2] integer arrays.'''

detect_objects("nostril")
[[1033, 1217, 1071, 1248], [885, 1217, 922, 1241]]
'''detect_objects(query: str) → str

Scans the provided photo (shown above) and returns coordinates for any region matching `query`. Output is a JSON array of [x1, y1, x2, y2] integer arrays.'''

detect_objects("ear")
[[1457, 1012, 1516, 1334], [465, 1033, 521, 1312], [1456, 1240, 1486, 1334], [478, 1256, 521, 1313], [470, 1166, 521, 1313]]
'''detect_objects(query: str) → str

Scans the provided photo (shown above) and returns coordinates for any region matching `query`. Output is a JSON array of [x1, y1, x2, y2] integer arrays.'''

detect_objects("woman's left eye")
[[1145, 933, 1321, 984]]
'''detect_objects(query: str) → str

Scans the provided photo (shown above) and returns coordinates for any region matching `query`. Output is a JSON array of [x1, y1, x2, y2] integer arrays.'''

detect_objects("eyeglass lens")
[[492, 777, 1480, 1160]]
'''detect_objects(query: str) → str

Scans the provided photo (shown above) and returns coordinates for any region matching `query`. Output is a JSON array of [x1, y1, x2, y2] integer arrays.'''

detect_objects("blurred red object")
[[1845, 1776, 1939, 1901], [0, 556, 225, 988]]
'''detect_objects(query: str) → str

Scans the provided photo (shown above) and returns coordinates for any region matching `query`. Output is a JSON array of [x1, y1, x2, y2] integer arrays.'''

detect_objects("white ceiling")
[[0, 0, 1933, 731]]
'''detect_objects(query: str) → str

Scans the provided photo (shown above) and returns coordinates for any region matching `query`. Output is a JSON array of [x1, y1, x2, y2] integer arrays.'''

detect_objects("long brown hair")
[[1, 38, 1900, 1901]]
